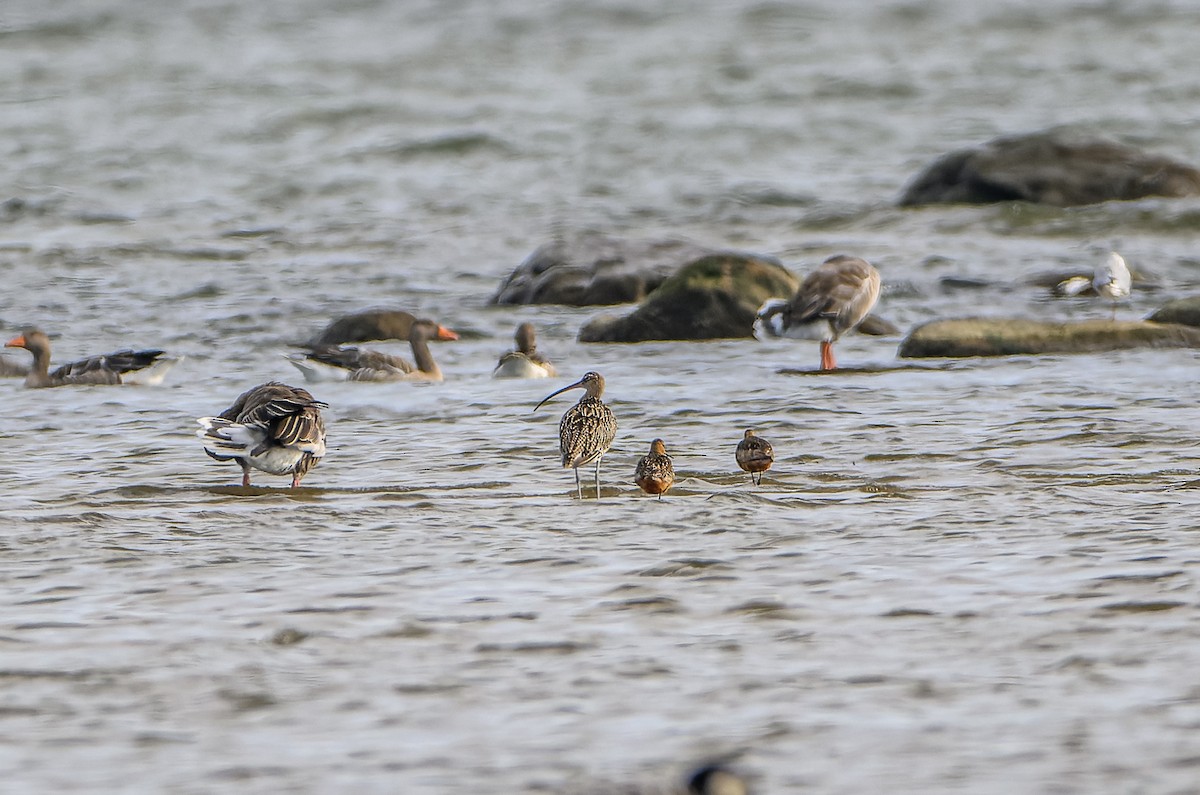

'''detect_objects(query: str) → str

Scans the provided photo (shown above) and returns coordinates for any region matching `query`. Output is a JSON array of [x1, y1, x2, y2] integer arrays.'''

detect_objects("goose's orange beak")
[[4, 334, 25, 348], [435, 326, 459, 341]]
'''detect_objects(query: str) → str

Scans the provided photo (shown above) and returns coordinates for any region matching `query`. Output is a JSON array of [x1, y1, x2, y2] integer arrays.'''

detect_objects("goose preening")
[[492, 322, 556, 378], [4, 328, 180, 388], [534, 371, 617, 499], [735, 429, 774, 486], [196, 381, 327, 488], [634, 438, 675, 499], [754, 255, 881, 370], [288, 319, 458, 383]]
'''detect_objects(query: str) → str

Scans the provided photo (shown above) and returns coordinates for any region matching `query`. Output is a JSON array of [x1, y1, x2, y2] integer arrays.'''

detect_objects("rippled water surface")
[[5, 0, 1200, 792]]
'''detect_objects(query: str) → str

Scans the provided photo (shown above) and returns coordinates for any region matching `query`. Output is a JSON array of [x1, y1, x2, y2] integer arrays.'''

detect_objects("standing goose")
[[534, 371, 617, 499], [634, 438, 675, 499], [288, 319, 458, 383], [196, 381, 327, 488], [4, 328, 180, 388], [736, 429, 774, 485], [492, 322, 556, 378], [1094, 251, 1132, 320], [755, 255, 881, 370]]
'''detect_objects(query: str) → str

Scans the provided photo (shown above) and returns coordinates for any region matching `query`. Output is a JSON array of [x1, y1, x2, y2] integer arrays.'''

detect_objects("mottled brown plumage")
[[534, 371, 617, 499], [196, 382, 328, 488], [635, 438, 675, 499], [756, 255, 881, 370], [4, 328, 179, 388], [736, 429, 774, 486]]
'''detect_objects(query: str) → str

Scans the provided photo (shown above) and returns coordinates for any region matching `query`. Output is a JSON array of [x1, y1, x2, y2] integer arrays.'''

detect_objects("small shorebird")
[[4, 328, 180, 388], [736, 429, 774, 485], [634, 438, 675, 499], [534, 371, 617, 499], [1094, 251, 1132, 320], [755, 254, 881, 370], [493, 322, 556, 378], [288, 319, 458, 383], [196, 381, 327, 488]]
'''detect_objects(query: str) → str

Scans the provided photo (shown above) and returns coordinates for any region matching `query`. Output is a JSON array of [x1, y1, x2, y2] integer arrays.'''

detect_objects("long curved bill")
[[534, 378, 584, 411]]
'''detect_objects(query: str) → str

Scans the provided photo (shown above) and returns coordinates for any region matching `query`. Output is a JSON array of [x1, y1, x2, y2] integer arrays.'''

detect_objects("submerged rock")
[[491, 233, 722, 306], [1147, 296, 1200, 328], [899, 317, 1200, 358], [578, 253, 798, 343], [900, 129, 1200, 207]]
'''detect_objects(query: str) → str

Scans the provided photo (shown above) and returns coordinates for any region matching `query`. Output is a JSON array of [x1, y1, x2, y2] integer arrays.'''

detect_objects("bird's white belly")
[[248, 446, 307, 475]]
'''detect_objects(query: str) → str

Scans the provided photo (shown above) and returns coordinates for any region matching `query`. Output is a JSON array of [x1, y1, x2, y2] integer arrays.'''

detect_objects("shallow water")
[[5, 0, 1200, 792]]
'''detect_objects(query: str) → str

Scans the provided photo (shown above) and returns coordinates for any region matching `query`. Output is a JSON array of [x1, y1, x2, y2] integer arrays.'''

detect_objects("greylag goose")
[[4, 328, 180, 388], [736, 429, 774, 485], [634, 438, 675, 499], [492, 322, 556, 378], [305, 309, 439, 346], [534, 371, 617, 499], [288, 319, 458, 383], [754, 255, 881, 370], [196, 381, 327, 488]]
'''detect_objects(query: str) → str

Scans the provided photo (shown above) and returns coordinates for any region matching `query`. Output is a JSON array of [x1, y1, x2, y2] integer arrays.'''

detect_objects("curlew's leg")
[[820, 340, 836, 370], [574, 466, 582, 500], [594, 458, 602, 499]]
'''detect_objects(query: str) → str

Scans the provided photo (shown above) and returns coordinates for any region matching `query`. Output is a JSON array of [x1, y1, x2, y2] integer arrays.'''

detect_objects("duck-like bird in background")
[[493, 322, 556, 378], [288, 319, 458, 382], [4, 328, 180, 388]]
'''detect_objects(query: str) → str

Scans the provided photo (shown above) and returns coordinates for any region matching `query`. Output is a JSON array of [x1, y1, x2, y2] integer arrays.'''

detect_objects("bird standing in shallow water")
[[736, 429, 774, 485], [534, 371, 617, 499], [1094, 251, 1132, 321], [635, 438, 675, 499], [755, 254, 881, 370], [196, 382, 327, 488]]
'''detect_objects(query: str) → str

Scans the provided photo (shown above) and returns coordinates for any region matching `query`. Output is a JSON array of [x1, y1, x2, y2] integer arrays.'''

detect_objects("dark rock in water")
[[899, 317, 1200, 358], [856, 314, 902, 336], [491, 233, 724, 306], [578, 253, 798, 343], [306, 309, 417, 345], [1147, 296, 1200, 328], [899, 129, 1200, 207]]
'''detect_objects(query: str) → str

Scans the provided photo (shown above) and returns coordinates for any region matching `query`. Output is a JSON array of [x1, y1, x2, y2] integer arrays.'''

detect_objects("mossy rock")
[[1147, 296, 1200, 328], [898, 317, 1200, 358], [578, 253, 799, 343]]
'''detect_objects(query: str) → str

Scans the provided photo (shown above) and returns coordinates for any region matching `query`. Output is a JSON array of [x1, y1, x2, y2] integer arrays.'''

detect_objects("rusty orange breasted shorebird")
[[534, 371, 617, 499], [755, 254, 881, 370], [634, 438, 675, 499], [736, 429, 774, 486], [196, 381, 328, 488]]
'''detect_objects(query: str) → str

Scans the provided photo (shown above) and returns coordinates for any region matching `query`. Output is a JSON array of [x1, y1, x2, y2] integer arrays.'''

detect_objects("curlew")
[[534, 371, 617, 499]]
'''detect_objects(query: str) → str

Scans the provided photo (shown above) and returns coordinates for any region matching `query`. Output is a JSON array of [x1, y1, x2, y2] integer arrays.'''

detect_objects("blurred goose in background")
[[288, 319, 458, 383], [196, 381, 327, 488], [4, 328, 180, 388], [754, 255, 881, 370], [493, 321, 555, 378]]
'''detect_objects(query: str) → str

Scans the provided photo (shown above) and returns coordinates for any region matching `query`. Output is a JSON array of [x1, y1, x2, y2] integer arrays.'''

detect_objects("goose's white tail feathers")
[[123, 356, 183, 386], [196, 417, 263, 459], [285, 354, 350, 383]]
